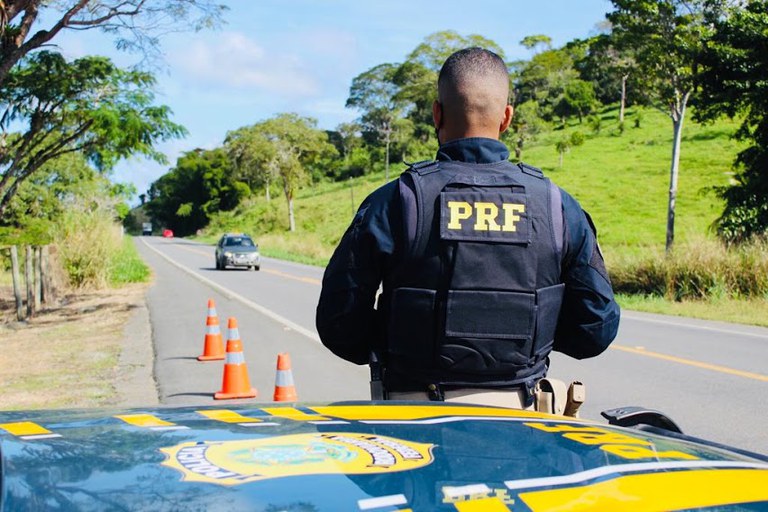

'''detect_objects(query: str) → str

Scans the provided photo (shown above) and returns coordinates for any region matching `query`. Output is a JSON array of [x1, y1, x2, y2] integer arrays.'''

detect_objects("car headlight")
[[224, 251, 233, 257]]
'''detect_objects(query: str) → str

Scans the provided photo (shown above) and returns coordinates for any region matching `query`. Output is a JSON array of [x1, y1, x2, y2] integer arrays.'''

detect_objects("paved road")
[[136, 236, 768, 454]]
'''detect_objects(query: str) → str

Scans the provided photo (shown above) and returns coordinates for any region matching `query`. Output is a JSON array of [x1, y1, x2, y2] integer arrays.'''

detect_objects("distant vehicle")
[[215, 233, 260, 270], [162, 229, 174, 238], [0, 402, 766, 510], [142, 222, 153, 236]]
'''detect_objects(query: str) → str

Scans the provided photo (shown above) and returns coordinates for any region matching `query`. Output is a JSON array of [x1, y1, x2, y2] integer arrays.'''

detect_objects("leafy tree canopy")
[[0, 0, 227, 86], [0, 51, 186, 217], [695, 0, 768, 242]]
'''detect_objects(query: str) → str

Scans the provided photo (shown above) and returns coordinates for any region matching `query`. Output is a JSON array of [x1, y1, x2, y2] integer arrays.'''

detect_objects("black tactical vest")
[[381, 159, 565, 390]]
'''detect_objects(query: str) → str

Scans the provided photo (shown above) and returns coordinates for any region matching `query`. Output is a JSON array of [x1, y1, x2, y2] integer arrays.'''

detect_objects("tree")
[[695, 0, 768, 242], [257, 114, 337, 232], [556, 79, 598, 123], [406, 30, 505, 72], [506, 100, 546, 161], [608, 0, 720, 253], [346, 63, 403, 182], [515, 48, 579, 122], [147, 148, 246, 236], [224, 125, 277, 200], [0, 0, 226, 87], [0, 51, 186, 217], [572, 34, 638, 122], [520, 34, 553, 54]]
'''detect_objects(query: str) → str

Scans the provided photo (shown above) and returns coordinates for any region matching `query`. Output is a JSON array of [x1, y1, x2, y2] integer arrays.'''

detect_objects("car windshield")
[[225, 237, 254, 247]]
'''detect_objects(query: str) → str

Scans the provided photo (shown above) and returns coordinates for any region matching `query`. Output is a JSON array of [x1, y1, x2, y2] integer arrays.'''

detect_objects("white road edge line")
[[622, 312, 768, 340], [140, 238, 321, 343]]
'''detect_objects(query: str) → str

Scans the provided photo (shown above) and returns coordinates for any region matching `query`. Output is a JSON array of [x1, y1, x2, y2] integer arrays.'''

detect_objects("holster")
[[534, 378, 585, 417]]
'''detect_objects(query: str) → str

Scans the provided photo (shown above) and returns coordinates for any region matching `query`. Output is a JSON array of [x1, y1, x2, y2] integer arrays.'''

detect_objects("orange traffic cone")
[[273, 353, 298, 402], [214, 317, 258, 400], [198, 299, 224, 361]]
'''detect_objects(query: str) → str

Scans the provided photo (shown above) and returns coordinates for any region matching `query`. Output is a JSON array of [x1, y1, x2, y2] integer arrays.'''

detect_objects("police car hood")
[[1, 402, 767, 511]]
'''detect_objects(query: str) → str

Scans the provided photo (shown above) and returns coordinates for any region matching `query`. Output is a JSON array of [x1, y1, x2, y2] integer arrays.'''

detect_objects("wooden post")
[[25, 245, 34, 317], [34, 246, 42, 311], [10, 246, 24, 321], [41, 245, 55, 305]]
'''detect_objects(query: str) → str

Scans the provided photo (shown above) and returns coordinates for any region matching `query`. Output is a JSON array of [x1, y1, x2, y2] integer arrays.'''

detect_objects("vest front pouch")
[[441, 290, 536, 372]]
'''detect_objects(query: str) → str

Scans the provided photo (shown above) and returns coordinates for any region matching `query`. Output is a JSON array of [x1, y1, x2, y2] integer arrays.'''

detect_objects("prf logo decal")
[[440, 191, 529, 243], [160, 433, 434, 486]]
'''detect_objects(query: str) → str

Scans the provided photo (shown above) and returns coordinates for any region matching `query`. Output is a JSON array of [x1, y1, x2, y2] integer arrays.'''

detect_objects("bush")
[[610, 238, 768, 300], [55, 198, 122, 289]]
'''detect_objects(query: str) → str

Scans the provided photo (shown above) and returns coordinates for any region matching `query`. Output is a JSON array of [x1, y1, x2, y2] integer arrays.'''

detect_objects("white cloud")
[[169, 32, 319, 98]]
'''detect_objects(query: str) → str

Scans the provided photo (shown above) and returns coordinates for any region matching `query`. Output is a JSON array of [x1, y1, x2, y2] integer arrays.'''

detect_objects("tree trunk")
[[384, 129, 391, 182], [25, 245, 34, 317], [288, 197, 295, 232], [10, 246, 24, 321], [283, 177, 295, 232], [619, 74, 628, 123], [665, 91, 690, 254], [349, 177, 355, 216]]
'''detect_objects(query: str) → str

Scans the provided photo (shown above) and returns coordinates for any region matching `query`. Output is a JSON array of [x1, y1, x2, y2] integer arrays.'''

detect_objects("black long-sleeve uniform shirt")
[[316, 138, 620, 371]]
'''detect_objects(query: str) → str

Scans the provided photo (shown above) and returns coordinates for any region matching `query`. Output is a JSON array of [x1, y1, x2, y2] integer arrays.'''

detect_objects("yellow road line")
[[611, 345, 768, 382], [262, 267, 321, 285]]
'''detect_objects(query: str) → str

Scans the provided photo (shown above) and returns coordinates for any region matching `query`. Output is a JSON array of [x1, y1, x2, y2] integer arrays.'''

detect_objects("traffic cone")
[[214, 317, 258, 400], [198, 299, 224, 361], [273, 353, 298, 402]]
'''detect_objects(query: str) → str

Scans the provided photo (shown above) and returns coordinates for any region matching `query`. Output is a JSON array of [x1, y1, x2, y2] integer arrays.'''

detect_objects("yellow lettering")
[[502, 203, 525, 232], [564, 431, 652, 446], [493, 488, 514, 504], [601, 444, 699, 460], [473, 202, 501, 231], [448, 201, 472, 230], [524, 423, 604, 433]]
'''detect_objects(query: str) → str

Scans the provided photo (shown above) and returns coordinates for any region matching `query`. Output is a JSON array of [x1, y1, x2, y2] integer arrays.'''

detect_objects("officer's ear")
[[499, 104, 513, 135], [432, 100, 443, 129], [433, 100, 443, 143]]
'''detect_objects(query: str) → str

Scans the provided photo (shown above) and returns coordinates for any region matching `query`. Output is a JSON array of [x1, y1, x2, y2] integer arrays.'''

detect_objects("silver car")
[[215, 233, 260, 270]]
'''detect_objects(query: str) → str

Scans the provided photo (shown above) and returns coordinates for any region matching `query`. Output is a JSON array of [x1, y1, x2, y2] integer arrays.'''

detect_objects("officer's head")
[[433, 47, 512, 145]]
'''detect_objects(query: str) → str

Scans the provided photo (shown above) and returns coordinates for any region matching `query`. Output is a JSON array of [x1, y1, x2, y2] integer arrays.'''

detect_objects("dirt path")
[[0, 283, 158, 410]]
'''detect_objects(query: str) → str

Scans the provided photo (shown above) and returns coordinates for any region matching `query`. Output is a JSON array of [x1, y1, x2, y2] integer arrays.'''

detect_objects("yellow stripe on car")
[[519, 468, 768, 512]]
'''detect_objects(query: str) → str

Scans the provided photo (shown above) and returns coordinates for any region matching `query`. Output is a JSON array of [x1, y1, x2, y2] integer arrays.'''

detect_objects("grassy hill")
[[202, 105, 744, 263]]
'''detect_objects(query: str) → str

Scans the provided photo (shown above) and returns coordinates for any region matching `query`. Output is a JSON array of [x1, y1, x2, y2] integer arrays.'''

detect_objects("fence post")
[[10, 246, 24, 321], [41, 245, 55, 305], [25, 245, 34, 317], [34, 246, 42, 311]]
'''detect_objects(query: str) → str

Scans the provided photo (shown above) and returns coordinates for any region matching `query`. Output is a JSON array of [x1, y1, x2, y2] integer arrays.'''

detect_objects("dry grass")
[[0, 283, 147, 410]]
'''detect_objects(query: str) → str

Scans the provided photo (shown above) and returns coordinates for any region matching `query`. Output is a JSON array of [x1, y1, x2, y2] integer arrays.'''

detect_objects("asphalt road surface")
[[135, 236, 768, 454]]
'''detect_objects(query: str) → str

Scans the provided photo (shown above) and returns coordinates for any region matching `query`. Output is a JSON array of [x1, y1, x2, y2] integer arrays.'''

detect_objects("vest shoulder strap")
[[406, 159, 439, 175], [518, 162, 544, 179]]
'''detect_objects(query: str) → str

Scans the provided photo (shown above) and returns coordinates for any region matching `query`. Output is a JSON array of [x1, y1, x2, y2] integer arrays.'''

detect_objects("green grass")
[[617, 294, 768, 327], [109, 235, 150, 285], [522, 106, 744, 251]]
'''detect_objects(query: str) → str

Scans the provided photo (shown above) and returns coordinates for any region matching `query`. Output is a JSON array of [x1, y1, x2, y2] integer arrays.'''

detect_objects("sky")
[[52, 0, 614, 203]]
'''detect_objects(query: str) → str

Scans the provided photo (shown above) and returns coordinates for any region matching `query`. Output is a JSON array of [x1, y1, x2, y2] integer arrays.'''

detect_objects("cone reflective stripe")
[[214, 317, 257, 400], [198, 299, 225, 361], [273, 353, 298, 402]]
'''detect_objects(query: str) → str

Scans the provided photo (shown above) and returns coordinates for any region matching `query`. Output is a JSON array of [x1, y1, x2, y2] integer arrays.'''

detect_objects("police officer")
[[316, 47, 620, 408]]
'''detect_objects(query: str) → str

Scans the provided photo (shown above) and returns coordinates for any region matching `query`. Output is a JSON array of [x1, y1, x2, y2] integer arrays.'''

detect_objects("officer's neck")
[[440, 126, 501, 145]]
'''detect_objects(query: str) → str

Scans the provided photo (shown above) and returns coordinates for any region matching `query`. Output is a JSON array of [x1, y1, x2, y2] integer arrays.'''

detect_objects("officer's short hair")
[[438, 47, 509, 98]]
